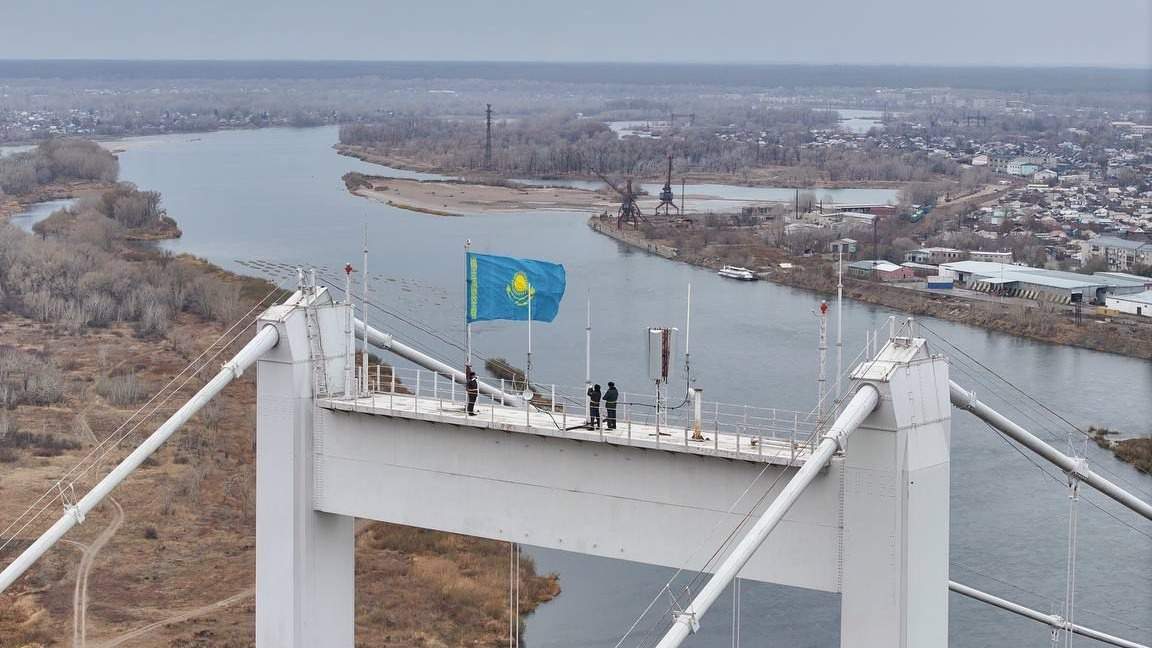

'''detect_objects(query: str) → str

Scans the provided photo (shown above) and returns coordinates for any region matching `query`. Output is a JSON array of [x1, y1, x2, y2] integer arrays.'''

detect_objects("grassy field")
[[0, 201, 557, 647]]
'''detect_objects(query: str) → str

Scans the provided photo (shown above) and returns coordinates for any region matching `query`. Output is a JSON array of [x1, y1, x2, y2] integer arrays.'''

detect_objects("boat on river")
[[718, 265, 756, 281]]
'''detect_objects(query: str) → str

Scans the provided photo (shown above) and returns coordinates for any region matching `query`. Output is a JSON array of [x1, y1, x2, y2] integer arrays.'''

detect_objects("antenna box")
[[646, 327, 678, 382]]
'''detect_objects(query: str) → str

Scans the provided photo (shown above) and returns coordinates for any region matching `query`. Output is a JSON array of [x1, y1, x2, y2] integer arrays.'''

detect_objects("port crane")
[[653, 153, 680, 218], [594, 170, 648, 229]]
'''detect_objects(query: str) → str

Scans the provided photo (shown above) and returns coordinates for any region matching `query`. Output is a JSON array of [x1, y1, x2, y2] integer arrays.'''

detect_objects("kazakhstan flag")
[[467, 252, 566, 323]]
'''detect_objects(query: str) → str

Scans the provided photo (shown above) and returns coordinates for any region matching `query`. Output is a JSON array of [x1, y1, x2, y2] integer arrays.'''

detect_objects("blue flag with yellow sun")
[[467, 252, 566, 323]]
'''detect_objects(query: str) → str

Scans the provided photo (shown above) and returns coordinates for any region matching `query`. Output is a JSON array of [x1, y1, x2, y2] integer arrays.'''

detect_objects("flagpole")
[[526, 284, 532, 391], [465, 240, 472, 369]]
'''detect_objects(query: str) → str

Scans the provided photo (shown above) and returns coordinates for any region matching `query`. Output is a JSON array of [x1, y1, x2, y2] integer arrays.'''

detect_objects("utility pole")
[[484, 104, 493, 168]]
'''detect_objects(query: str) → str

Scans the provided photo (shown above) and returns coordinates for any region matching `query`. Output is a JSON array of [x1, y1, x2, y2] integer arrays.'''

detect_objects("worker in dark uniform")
[[587, 383, 602, 430], [604, 381, 619, 430], [466, 366, 479, 416]]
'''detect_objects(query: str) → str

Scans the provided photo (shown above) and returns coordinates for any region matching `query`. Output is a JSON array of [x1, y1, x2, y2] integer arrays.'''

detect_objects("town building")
[[828, 238, 858, 256], [847, 260, 915, 281], [1083, 237, 1152, 271], [969, 250, 1014, 263], [904, 247, 966, 264], [1006, 158, 1042, 177]]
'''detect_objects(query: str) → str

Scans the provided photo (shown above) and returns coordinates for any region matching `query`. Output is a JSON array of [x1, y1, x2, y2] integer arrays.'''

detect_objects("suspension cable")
[[919, 321, 1152, 498], [1063, 470, 1082, 648]]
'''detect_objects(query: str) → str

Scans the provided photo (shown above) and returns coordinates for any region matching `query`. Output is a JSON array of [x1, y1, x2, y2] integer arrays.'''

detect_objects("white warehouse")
[[1105, 291, 1152, 317]]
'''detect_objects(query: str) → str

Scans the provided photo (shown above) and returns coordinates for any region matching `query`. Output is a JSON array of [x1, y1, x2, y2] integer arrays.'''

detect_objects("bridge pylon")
[[255, 288, 356, 648]]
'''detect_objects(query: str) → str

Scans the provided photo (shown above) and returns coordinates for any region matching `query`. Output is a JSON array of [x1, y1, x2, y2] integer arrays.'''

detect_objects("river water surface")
[[29, 126, 1145, 646]]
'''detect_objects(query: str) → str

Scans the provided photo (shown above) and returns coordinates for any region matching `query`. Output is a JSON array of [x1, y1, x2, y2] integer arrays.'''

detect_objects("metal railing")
[[336, 316, 928, 462], [348, 365, 823, 458]]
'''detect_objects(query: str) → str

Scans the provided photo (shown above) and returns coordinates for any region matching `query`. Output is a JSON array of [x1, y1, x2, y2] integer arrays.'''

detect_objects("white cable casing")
[[654, 384, 880, 648], [356, 319, 522, 407], [950, 381, 1152, 521], [949, 581, 1148, 648]]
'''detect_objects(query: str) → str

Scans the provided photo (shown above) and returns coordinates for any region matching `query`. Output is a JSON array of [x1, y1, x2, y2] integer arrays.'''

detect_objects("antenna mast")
[[361, 227, 370, 395], [484, 104, 493, 168], [344, 263, 355, 398], [816, 301, 828, 424], [836, 249, 843, 400]]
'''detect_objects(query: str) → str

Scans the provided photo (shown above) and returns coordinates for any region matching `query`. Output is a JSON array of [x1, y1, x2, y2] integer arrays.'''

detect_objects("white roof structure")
[[1098, 271, 1152, 285], [1108, 290, 1152, 305], [939, 261, 1146, 292], [849, 260, 905, 273]]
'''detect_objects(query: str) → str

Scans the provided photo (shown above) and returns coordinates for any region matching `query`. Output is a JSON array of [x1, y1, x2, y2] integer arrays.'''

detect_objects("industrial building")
[[938, 261, 1148, 304], [1105, 291, 1152, 317], [1097, 272, 1152, 289], [848, 260, 914, 281], [901, 261, 939, 278], [904, 247, 966, 264]]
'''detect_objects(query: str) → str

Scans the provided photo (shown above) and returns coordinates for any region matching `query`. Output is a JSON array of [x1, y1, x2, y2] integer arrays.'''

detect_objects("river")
[[835, 109, 885, 134], [18, 126, 1149, 646]]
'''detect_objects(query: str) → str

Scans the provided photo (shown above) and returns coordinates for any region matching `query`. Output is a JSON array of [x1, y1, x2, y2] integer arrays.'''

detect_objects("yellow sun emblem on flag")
[[506, 271, 534, 307]]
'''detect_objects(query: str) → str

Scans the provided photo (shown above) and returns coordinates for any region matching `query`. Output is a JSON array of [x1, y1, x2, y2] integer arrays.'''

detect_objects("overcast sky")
[[2, 0, 1149, 67]]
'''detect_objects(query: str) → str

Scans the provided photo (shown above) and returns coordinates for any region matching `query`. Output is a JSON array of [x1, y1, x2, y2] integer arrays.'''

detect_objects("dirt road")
[[73, 498, 124, 648], [90, 588, 254, 648]]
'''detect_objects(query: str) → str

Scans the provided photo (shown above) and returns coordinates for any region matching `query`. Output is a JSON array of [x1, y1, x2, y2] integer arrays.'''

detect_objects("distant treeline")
[[0, 139, 118, 195], [340, 111, 964, 182], [0, 60, 1146, 93], [341, 110, 834, 177]]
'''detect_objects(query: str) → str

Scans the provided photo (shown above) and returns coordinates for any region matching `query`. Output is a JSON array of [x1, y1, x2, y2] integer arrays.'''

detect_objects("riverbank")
[[338, 167, 1152, 361], [0, 200, 557, 646], [1091, 428, 1152, 474], [0, 180, 109, 220], [589, 217, 1152, 361], [344, 171, 615, 216]]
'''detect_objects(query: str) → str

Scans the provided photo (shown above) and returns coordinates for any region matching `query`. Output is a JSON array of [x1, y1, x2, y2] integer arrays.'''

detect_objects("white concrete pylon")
[[256, 292, 355, 648]]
